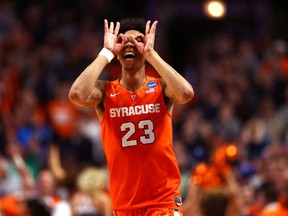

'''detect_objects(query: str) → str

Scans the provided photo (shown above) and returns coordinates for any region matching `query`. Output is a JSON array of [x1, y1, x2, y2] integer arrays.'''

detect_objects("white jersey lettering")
[[128, 106, 135, 116], [122, 107, 129, 117], [109, 103, 161, 118]]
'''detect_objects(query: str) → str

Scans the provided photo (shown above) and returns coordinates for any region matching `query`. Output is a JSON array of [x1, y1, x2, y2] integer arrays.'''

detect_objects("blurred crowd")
[[1, 0, 288, 216]]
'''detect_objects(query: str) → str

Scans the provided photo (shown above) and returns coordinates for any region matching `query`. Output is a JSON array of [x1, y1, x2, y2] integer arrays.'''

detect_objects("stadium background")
[[1, 0, 288, 215]]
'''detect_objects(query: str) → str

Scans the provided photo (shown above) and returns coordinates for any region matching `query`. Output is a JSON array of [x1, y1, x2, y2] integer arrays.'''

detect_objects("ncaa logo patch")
[[146, 81, 156, 88]]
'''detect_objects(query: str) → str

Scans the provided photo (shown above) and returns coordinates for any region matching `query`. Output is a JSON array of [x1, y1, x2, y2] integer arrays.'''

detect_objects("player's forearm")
[[69, 55, 108, 107], [145, 50, 194, 104]]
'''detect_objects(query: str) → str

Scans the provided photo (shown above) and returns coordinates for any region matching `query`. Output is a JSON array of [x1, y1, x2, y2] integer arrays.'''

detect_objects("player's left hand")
[[129, 20, 158, 57]]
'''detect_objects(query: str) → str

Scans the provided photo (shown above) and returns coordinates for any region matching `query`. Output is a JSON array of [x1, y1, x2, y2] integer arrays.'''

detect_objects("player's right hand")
[[103, 19, 126, 56]]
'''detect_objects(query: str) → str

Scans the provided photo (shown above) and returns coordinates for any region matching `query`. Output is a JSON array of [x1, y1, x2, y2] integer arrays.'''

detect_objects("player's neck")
[[120, 72, 147, 92]]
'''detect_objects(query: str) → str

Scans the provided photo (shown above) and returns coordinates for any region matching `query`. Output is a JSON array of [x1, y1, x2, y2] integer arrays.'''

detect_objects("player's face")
[[118, 30, 145, 69]]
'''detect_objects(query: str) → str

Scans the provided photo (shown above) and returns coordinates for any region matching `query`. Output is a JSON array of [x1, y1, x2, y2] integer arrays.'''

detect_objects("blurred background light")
[[204, 0, 226, 19]]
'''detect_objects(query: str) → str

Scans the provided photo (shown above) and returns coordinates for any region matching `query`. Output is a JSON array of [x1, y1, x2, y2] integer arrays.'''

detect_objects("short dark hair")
[[119, 18, 146, 35]]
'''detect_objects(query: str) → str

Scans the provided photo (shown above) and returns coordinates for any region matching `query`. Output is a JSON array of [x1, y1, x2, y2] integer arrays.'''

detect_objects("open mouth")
[[124, 52, 135, 60]]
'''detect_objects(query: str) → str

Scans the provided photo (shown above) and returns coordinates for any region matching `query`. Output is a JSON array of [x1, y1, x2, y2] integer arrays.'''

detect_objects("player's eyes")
[[136, 37, 143, 43]]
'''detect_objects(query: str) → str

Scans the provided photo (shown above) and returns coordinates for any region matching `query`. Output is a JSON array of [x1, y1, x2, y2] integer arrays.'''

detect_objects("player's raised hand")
[[103, 19, 126, 55], [129, 20, 158, 57]]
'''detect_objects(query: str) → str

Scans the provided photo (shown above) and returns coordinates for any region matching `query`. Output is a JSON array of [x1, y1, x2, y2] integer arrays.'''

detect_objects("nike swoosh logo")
[[110, 93, 120, 97]]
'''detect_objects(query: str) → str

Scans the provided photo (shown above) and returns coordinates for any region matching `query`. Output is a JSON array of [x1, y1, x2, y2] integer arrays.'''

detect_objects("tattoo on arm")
[[88, 95, 95, 101], [95, 81, 102, 88], [83, 81, 104, 104], [96, 80, 106, 100]]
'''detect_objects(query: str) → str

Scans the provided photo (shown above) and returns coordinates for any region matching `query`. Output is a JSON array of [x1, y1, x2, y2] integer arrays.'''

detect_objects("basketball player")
[[69, 18, 194, 216]]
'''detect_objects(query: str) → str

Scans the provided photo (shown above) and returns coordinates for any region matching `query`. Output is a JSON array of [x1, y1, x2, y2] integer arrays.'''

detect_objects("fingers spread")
[[150, 21, 158, 34], [114, 22, 120, 35], [104, 20, 121, 35], [145, 20, 151, 34], [145, 20, 158, 34], [109, 22, 114, 33], [104, 19, 109, 33]]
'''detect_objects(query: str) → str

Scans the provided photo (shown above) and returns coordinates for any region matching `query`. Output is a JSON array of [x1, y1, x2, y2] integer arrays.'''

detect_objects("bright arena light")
[[204, 0, 226, 19]]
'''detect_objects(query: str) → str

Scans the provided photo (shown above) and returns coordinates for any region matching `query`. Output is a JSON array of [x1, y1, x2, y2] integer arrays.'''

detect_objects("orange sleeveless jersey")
[[100, 76, 182, 210]]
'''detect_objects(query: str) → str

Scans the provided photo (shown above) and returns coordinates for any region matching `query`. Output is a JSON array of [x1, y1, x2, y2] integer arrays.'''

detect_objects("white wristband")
[[98, 48, 114, 63]]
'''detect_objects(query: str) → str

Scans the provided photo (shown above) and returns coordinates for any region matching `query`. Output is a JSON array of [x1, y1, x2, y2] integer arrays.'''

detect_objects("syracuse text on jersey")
[[109, 103, 161, 118]]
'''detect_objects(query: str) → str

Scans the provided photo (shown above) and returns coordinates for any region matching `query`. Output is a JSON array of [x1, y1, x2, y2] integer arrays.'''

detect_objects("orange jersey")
[[100, 76, 182, 210]]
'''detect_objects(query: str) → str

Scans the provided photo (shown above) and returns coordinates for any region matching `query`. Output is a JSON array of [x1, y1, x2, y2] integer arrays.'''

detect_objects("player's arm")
[[130, 20, 194, 104], [150, 55, 194, 105], [69, 61, 107, 108], [69, 19, 126, 108]]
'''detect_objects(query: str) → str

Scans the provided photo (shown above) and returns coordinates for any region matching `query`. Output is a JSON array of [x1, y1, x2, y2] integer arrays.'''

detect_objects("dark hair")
[[119, 18, 146, 35]]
